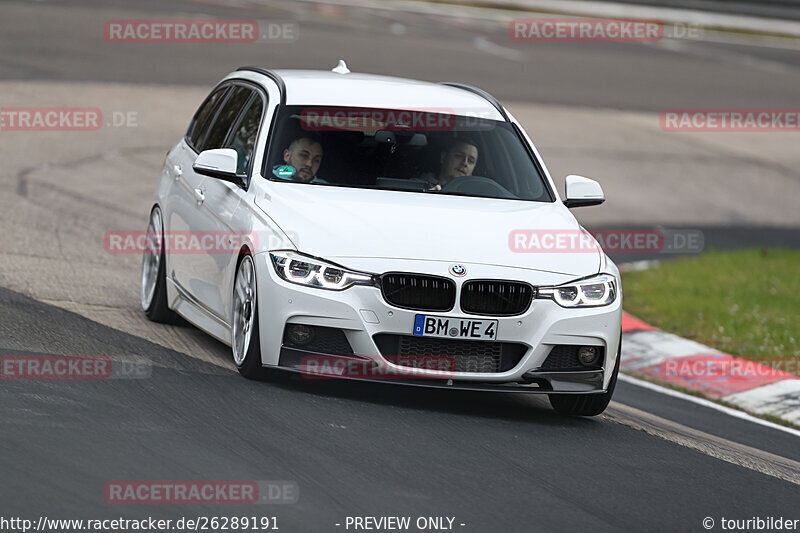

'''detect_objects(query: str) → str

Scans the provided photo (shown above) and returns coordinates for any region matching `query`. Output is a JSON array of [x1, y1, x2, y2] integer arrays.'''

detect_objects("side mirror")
[[193, 148, 244, 187], [563, 175, 605, 208]]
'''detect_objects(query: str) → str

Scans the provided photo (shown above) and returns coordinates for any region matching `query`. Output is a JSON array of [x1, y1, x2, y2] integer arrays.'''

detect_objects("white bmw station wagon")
[[141, 62, 622, 416]]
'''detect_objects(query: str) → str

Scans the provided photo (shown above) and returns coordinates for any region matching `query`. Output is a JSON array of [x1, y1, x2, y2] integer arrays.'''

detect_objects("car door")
[[198, 89, 267, 323], [166, 83, 232, 300], [184, 84, 261, 321]]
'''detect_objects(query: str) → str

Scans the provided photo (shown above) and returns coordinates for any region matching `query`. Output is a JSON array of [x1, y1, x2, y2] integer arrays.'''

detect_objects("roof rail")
[[236, 67, 286, 105], [439, 82, 509, 122]]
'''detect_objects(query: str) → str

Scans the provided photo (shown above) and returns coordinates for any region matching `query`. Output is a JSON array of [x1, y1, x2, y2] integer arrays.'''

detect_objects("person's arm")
[[418, 171, 441, 191]]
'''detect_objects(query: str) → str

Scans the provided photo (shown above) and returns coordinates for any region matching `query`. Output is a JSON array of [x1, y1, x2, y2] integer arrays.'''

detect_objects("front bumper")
[[277, 346, 605, 393], [255, 254, 622, 394]]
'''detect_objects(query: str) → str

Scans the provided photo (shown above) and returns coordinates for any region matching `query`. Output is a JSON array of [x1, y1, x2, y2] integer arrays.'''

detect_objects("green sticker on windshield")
[[274, 165, 296, 178]]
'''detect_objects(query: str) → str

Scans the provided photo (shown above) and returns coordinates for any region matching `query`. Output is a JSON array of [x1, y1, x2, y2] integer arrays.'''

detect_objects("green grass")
[[621, 249, 800, 362]]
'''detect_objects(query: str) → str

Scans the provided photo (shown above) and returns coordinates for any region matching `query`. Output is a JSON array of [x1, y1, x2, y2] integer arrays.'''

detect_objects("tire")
[[141, 206, 180, 324], [231, 254, 266, 379], [549, 338, 621, 417]]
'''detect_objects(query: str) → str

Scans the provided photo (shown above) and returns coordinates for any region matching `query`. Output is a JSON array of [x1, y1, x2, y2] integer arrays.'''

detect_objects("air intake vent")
[[282, 325, 354, 355], [373, 334, 526, 373], [540, 345, 604, 371], [461, 280, 534, 316], [380, 273, 456, 312]]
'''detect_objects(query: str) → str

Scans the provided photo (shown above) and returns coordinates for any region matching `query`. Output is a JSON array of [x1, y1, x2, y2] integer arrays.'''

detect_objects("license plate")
[[412, 314, 498, 341]]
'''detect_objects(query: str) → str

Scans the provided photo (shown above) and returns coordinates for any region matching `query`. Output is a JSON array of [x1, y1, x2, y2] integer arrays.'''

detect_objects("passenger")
[[423, 137, 479, 191], [274, 136, 327, 183]]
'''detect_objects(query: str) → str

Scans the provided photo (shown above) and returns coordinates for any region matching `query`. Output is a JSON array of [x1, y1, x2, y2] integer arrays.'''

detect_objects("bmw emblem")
[[450, 264, 466, 277]]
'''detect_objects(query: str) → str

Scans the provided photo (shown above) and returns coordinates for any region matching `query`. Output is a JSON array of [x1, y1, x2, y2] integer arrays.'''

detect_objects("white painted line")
[[725, 381, 800, 425], [622, 329, 722, 370], [618, 373, 800, 438], [472, 36, 526, 61], [390, 22, 408, 35], [646, 38, 794, 75]]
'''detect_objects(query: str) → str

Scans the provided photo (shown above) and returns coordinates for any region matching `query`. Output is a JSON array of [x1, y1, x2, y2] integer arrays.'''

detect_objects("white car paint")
[[147, 66, 623, 404]]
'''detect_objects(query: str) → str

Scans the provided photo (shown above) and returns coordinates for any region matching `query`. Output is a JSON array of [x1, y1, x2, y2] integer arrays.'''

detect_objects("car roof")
[[234, 68, 506, 121]]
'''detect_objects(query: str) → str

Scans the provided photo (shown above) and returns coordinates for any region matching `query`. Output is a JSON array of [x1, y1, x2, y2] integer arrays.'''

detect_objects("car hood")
[[254, 182, 601, 276]]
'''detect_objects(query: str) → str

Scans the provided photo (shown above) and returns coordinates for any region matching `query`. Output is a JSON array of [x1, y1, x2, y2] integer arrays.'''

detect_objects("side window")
[[226, 95, 264, 175], [187, 86, 229, 151], [200, 86, 253, 152]]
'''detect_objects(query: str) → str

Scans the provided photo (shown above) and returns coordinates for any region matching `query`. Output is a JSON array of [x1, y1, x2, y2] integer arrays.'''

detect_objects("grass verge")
[[621, 249, 800, 363]]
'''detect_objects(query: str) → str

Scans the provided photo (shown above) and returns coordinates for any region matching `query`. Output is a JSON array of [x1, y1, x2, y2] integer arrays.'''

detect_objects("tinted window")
[[264, 106, 553, 202], [200, 86, 252, 152], [226, 95, 264, 175], [187, 86, 228, 151]]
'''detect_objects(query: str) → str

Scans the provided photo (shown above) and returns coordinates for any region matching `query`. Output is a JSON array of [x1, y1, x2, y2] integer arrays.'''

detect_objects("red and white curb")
[[621, 312, 800, 425]]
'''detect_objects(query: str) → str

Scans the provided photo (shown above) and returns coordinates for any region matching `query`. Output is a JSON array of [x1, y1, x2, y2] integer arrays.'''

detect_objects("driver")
[[424, 137, 479, 191], [273, 136, 327, 183]]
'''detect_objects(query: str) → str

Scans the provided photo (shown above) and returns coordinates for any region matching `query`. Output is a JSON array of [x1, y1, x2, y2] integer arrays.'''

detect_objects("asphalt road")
[[1, 0, 799, 531], [1, 0, 800, 110], [2, 286, 799, 532], [561, 0, 800, 20]]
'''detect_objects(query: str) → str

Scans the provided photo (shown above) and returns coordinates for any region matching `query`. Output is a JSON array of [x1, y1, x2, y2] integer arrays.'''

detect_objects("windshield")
[[263, 106, 554, 202]]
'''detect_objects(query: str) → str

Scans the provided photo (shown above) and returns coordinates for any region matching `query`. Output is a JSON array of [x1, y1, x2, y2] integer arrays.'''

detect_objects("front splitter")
[[274, 346, 606, 394]]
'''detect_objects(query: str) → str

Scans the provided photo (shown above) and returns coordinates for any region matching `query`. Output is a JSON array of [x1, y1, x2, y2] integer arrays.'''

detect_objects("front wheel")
[[549, 339, 621, 417], [231, 255, 265, 379]]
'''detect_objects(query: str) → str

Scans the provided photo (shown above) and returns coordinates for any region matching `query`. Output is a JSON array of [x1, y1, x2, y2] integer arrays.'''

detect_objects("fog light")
[[577, 346, 599, 366], [287, 324, 315, 346]]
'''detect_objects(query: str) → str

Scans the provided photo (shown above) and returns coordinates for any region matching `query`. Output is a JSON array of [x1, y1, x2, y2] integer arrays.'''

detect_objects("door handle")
[[194, 188, 205, 205], [173, 165, 182, 179]]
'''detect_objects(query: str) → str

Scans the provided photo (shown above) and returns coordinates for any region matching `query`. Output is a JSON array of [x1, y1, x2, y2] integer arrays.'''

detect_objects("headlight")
[[536, 274, 617, 308], [269, 251, 375, 291]]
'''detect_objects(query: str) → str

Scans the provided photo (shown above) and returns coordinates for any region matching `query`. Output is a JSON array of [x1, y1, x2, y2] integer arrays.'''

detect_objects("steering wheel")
[[440, 176, 517, 199]]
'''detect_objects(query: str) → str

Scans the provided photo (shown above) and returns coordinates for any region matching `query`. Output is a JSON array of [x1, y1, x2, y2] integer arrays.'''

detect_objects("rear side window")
[[226, 95, 264, 175], [201, 86, 253, 152], [187, 86, 228, 151]]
